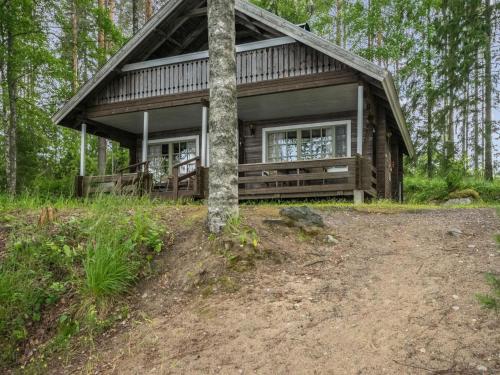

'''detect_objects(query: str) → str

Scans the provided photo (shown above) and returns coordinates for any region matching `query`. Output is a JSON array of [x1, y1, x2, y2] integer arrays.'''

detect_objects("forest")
[[0, 0, 498, 197]]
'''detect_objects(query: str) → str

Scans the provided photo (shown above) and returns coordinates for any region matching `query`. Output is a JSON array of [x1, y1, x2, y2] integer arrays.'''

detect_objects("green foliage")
[[476, 273, 500, 311], [477, 232, 500, 312], [444, 161, 465, 192], [0, 199, 166, 367], [405, 175, 500, 203]]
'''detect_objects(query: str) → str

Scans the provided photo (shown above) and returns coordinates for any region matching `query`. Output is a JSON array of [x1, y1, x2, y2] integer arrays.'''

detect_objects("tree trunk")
[[145, 0, 153, 21], [107, 0, 115, 51], [335, 0, 342, 46], [425, 9, 433, 178], [483, 0, 493, 180], [473, 56, 480, 172], [6, 29, 17, 195], [97, 0, 107, 175], [462, 81, 469, 168], [71, 0, 79, 93], [132, 0, 139, 34], [207, 0, 239, 233]]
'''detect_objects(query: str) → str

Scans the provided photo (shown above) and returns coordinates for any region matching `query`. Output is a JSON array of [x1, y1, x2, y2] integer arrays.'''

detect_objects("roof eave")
[[381, 72, 415, 158]]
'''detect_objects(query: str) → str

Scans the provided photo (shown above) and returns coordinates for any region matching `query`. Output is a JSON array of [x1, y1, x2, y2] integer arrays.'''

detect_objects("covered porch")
[[75, 82, 377, 201]]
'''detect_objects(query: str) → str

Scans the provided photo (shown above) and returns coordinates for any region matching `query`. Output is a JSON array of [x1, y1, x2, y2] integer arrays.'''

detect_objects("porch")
[[74, 155, 376, 201]]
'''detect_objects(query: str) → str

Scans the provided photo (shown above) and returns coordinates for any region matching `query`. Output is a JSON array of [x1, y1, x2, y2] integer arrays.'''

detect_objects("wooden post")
[[354, 85, 364, 203], [80, 122, 87, 176], [357, 83, 363, 155], [172, 166, 179, 199], [141, 111, 149, 169], [201, 103, 208, 167]]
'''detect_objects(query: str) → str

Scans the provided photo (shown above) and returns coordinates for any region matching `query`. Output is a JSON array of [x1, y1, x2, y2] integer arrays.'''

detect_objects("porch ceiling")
[[90, 83, 358, 134]]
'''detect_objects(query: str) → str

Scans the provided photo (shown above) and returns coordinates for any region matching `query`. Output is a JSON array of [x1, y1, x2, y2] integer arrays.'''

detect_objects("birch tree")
[[207, 0, 239, 233]]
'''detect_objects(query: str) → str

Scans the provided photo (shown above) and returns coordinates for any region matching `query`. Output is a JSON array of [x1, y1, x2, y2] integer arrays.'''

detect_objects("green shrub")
[[448, 188, 480, 200], [444, 162, 464, 192], [476, 273, 500, 311], [405, 175, 500, 203], [83, 241, 139, 303], [0, 202, 166, 368]]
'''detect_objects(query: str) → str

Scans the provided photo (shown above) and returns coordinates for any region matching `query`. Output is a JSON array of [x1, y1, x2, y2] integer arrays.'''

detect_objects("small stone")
[[467, 244, 475, 249], [325, 235, 339, 244], [476, 365, 487, 372], [452, 295, 459, 299], [142, 292, 148, 299], [419, 348, 426, 353], [452, 305, 460, 311], [447, 228, 463, 237]]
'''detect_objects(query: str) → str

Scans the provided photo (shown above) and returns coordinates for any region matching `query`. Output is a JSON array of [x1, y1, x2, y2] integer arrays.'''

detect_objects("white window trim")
[[261, 120, 352, 163], [148, 135, 200, 156]]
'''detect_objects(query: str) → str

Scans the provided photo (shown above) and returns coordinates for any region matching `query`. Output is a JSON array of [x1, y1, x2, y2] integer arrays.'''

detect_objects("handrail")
[[117, 160, 149, 174], [172, 156, 200, 169]]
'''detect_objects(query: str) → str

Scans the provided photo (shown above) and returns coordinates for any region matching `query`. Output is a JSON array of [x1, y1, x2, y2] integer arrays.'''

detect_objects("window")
[[263, 121, 350, 163], [148, 136, 199, 184]]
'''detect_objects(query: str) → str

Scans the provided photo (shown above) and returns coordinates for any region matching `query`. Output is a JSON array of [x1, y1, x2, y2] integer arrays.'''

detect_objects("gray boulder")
[[279, 206, 325, 233], [443, 197, 473, 206]]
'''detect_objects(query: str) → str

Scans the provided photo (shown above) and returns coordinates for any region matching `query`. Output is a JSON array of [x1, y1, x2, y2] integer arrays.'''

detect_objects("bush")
[[405, 175, 500, 203], [0, 203, 166, 367], [477, 273, 500, 311]]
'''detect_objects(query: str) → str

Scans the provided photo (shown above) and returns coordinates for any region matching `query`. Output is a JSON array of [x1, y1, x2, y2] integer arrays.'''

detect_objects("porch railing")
[[149, 156, 206, 200], [74, 161, 152, 197], [238, 155, 376, 199]]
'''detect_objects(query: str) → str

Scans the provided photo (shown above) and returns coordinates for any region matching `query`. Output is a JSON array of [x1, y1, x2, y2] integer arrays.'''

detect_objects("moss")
[[448, 188, 480, 200]]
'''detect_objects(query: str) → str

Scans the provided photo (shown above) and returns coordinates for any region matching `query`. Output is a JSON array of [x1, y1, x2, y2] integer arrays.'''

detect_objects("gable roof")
[[52, 0, 414, 157]]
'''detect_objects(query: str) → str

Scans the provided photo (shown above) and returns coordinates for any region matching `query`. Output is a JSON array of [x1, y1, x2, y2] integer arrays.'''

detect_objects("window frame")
[[261, 121, 351, 163]]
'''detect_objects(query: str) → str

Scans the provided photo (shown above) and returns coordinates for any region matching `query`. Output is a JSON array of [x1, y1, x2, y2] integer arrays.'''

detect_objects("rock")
[[476, 365, 487, 372], [443, 197, 473, 206], [447, 228, 463, 237], [325, 235, 339, 244], [279, 206, 325, 233], [452, 305, 459, 311]]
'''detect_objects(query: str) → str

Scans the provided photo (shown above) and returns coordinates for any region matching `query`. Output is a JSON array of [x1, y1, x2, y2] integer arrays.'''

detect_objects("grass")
[[477, 216, 500, 312], [0, 196, 168, 369]]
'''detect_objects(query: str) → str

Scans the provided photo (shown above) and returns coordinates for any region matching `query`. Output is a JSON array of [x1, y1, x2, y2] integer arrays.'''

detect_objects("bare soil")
[[54, 207, 499, 374]]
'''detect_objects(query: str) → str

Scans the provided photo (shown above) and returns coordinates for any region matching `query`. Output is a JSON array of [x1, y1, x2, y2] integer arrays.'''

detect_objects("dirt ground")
[[55, 207, 499, 374]]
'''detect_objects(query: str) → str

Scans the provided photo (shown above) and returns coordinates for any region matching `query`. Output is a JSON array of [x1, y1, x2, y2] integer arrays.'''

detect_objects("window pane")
[[335, 125, 347, 157]]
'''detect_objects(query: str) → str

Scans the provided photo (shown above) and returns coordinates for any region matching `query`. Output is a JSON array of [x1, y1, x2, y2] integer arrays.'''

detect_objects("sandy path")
[[61, 208, 499, 374]]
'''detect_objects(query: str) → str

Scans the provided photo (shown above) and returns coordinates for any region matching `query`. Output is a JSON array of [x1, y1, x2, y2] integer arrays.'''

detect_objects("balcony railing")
[[93, 41, 346, 105]]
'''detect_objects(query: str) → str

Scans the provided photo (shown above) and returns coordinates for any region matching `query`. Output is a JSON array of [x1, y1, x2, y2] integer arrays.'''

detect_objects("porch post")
[[79, 122, 87, 176], [357, 83, 363, 155], [141, 111, 149, 168], [201, 104, 208, 167], [354, 83, 364, 204]]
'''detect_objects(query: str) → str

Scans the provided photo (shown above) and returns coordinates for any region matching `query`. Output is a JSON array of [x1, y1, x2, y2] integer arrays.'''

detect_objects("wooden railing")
[[238, 156, 376, 199], [93, 42, 345, 105], [74, 163, 152, 198], [149, 156, 206, 200]]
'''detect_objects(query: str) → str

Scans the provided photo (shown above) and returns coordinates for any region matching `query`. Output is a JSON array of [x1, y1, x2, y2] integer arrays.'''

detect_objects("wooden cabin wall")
[[375, 104, 391, 199], [239, 111, 358, 164]]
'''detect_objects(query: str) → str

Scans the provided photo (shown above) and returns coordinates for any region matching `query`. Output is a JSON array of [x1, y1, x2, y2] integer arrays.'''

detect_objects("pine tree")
[[207, 0, 239, 233]]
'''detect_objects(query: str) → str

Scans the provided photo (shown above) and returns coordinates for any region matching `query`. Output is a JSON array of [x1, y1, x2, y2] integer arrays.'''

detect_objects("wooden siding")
[[92, 42, 347, 105], [240, 111, 358, 165]]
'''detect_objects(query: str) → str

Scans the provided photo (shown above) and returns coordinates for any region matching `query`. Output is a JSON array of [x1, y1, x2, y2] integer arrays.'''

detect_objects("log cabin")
[[52, 0, 414, 202]]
